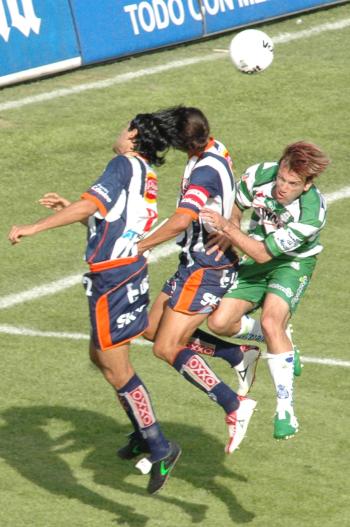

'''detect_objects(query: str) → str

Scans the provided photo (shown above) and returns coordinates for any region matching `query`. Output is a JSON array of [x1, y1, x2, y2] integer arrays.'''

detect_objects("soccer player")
[[8, 112, 181, 494], [135, 106, 259, 455], [200, 141, 330, 440]]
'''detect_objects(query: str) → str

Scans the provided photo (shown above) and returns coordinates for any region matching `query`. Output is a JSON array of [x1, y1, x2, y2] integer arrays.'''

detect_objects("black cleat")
[[117, 432, 150, 460], [147, 441, 181, 495]]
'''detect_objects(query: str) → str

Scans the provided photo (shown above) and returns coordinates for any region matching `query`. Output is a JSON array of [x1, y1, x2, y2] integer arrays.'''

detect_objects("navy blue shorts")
[[162, 260, 238, 315], [83, 256, 149, 351]]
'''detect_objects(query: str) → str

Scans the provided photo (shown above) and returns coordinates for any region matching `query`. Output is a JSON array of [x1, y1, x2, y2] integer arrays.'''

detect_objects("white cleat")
[[225, 396, 257, 453], [234, 345, 261, 396]]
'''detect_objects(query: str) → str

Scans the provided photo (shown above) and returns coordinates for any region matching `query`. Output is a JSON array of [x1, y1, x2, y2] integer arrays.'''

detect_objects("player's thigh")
[[153, 306, 208, 362], [208, 297, 254, 334], [144, 291, 169, 342]]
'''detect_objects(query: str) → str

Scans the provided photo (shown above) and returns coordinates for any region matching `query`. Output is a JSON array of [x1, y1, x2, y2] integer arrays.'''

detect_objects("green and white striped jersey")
[[236, 162, 327, 259]]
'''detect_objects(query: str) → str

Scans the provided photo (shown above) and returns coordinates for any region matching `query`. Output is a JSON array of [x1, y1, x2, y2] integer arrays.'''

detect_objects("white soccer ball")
[[229, 29, 274, 74]]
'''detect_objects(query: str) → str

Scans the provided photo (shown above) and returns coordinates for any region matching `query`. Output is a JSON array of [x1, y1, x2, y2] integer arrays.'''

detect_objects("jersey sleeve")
[[265, 190, 327, 257], [176, 165, 220, 219], [81, 156, 131, 217], [235, 163, 260, 211]]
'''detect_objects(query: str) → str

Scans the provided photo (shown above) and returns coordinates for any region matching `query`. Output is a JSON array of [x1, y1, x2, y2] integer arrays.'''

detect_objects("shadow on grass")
[[0, 406, 255, 525]]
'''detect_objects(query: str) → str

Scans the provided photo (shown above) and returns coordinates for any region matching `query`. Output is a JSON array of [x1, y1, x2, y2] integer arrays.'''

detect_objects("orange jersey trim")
[[176, 207, 198, 221], [81, 192, 107, 217], [99, 329, 146, 352], [175, 268, 204, 312], [95, 295, 113, 350], [89, 256, 139, 273]]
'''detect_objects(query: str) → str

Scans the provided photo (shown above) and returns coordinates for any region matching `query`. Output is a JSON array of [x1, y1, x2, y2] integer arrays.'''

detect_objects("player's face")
[[274, 162, 312, 205], [112, 126, 137, 154]]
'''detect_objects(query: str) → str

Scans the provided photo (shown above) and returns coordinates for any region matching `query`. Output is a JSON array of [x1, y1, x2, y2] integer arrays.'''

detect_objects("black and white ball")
[[229, 29, 274, 74]]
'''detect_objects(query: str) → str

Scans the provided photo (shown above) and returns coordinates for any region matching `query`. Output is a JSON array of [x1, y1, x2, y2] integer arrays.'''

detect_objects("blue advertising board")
[[0, 0, 80, 85], [69, 0, 204, 64], [0, 0, 346, 87], [202, 0, 347, 35]]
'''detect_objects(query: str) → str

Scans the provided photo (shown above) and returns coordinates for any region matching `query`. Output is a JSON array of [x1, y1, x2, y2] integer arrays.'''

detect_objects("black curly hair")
[[129, 106, 210, 165], [129, 113, 169, 166], [153, 105, 210, 154]]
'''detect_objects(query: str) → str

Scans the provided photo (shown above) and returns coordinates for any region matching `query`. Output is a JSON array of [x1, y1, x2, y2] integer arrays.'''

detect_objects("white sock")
[[267, 350, 295, 418], [233, 315, 264, 340]]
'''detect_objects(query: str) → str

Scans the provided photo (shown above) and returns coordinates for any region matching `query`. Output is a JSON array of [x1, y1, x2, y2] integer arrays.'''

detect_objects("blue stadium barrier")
[[0, 0, 346, 87], [0, 0, 80, 87]]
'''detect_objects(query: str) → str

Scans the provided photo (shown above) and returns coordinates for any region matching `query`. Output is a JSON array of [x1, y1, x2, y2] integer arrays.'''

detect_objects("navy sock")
[[189, 328, 243, 368], [117, 374, 169, 462], [173, 348, 239, 414]]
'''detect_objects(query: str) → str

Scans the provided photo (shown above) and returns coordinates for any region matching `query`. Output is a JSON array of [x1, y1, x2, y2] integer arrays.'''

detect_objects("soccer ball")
[[229, 29, 274, 74]]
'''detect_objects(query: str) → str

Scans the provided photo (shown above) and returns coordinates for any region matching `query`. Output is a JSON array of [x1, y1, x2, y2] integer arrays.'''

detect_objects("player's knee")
[[261, 314, 280, 340], [152, 340, 176, 364], [143, 326, 155, 342], [207, 311, 231, 335]]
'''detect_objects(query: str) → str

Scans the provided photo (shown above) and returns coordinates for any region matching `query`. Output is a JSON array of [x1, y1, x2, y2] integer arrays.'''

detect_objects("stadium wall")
[[0, 0, 346, 87]]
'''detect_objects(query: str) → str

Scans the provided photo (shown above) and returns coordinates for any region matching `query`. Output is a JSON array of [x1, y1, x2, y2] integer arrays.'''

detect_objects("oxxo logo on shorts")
[[0, 0, 41, 42]]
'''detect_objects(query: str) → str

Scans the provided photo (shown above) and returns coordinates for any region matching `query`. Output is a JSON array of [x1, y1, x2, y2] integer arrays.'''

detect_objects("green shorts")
[[225, 256, 317, 313]]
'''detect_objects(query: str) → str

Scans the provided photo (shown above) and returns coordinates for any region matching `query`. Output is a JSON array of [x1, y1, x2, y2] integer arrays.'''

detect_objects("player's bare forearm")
[[200, 208, 271, 263], [138, 211, 192, 254], [39, 193, 89, 226], [8, 199, 97, 244]]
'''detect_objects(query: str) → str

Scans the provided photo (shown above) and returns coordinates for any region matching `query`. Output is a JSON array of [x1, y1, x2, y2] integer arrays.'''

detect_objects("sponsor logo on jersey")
[[182, 356, 220, 390], [291, 276, 308, 308], [90, 184, 112, 203], [127, 386, 156, 428], [274, 228, 301, 251], [200, 292, 221, 307], [116, 304, 146, 328], [269, 283, 293, 298], [144, 173, 158, 203]]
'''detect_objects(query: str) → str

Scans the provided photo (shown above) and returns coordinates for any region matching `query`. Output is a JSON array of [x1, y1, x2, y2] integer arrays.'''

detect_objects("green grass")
[[1, 3, 350, 526]]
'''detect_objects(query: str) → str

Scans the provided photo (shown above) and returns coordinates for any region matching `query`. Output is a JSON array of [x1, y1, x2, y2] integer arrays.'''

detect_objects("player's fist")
[[8, 224, 38, 244]]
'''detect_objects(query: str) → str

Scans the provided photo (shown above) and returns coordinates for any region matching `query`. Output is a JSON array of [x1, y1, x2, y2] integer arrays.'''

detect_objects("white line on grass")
[[1, 19, 350, 112], [0, 241, 179, 310], [1, 323, 349, 369], [1, 186, 349, 310]]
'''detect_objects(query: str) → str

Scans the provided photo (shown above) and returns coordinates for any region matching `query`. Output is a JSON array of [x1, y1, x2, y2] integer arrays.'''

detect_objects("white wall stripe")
[[1, 186, 349, 310], [1, 19, 349, 112], [1, 323, 349, 369]]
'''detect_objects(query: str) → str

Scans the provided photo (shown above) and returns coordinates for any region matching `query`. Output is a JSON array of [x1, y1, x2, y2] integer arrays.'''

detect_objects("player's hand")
[[200, 208, 229, 233], [205, 232, 232, 261], [38, 193, 71, 212], [8, 224, 38, 245]]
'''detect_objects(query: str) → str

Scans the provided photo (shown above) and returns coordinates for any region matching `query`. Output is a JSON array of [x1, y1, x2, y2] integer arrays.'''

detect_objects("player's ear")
[[128, 128, 138, 139], [303, 180, 313, 192]]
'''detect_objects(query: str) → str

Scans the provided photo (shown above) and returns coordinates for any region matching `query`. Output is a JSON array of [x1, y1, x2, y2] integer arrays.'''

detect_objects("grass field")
[[1, 3, 350, 526]]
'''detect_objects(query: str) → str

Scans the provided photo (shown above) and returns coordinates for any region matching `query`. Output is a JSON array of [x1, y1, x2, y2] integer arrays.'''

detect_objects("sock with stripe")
[[189, 328, 243, 367], [117, 374, 169, 462], [173, 347, 239, 414]]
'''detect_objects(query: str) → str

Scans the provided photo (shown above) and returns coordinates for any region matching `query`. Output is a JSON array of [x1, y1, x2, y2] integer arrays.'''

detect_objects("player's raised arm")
[[8, 199, 97, 245]]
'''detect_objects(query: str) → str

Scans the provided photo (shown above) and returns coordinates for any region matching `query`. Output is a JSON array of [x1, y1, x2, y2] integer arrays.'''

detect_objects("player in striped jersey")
[[201, 141, 330, 440], [138, 106, 258, 455], [8, 111, 182, 494]]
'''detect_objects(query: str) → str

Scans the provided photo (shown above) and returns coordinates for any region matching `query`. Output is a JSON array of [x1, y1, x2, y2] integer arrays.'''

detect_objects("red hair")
[[280, 141, 330, 182]]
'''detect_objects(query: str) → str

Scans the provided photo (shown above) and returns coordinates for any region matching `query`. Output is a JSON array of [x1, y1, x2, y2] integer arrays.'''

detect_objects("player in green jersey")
[[200, 141, 330, 440]]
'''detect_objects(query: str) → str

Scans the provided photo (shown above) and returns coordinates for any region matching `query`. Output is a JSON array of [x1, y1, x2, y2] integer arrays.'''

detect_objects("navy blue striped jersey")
[[81, 154, 158, 264], [175, 138, 237, 267]]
